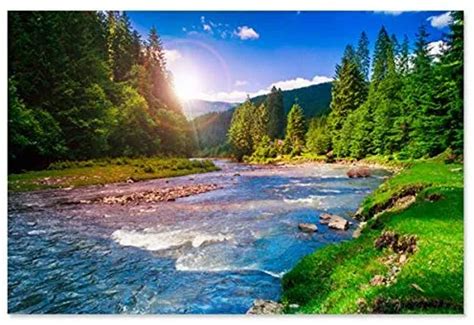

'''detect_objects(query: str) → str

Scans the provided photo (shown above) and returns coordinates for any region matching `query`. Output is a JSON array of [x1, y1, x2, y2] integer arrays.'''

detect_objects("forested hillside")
[[9, 11, 195, 172], [182, 99, 236, 119], [227, 13, 463, 162], [251, 82, 332, 118], [191, 109, 234, 156], [193, 82, 332, 155]]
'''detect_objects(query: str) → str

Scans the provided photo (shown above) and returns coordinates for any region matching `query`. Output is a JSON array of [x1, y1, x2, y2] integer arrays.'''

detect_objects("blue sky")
[[127, 11, 453, 102]]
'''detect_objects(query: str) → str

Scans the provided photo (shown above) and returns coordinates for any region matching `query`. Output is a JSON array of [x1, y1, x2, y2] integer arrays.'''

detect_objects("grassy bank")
[[282, 160, 463, 314], [8, 157, 219, 192]]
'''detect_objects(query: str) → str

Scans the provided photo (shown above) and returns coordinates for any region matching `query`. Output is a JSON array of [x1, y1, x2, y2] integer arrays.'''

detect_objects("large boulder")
[[246, 299, 283, 315], [347, 166, 371, 178], [298, 223, 318, 233]]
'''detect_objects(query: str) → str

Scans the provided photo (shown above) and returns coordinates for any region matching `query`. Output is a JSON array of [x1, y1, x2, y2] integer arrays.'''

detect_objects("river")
[[8, 160, 387, 314]]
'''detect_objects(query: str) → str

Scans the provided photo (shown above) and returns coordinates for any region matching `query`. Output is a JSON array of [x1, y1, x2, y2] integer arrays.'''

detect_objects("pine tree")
[[251, 103, 270, 148], [356, 31, 370, 81], [228, 99, 256, 161], [372, 26, 392, 89], [405, 24, 439, 157], [398, 35, 411, 76], [306, 117, 331, 155], [328, 45, 368, 156], [436, 11, 464, 156], [265, 86, 285, 138], [284, 103, 306, 155], [370, 34, 402, 155]]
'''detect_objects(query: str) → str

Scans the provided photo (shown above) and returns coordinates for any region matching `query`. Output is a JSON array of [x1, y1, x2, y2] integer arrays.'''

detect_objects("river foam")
[[111, 229, 232, 251]]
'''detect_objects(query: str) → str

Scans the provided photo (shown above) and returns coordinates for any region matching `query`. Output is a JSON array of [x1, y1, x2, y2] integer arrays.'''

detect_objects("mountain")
[[182, 99, 237, 120], [191, 109, 235, 155], [192, 82, 332, 154], [251, 82, 333, 117]]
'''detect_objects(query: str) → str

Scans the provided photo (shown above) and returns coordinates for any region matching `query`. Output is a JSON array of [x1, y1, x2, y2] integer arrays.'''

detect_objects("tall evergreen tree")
[[328, 45, 368, 156], [265, 86, 285, 138], [372, 26, 392, 89], [398, 35, 411, 76], [228, 99, 256, 161], [356, 31, 370, 81], [405, 24, 439, 157], [436, 11, 464, 156], [284, 103, 306, 155]]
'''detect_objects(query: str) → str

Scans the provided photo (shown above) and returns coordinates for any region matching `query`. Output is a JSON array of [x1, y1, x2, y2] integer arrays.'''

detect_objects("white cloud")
[[203, 24, 212, 32], [427, 40, 448, 58], [164, 49, 182, 63], [234, 26, 260, 40], [198, 90, 266, 103], [234, 80, 248, 87], [374, 11, 404, 16], [197, 74, 332, 102], [427, 12, 453, 29], [270, 75, 333, 91]]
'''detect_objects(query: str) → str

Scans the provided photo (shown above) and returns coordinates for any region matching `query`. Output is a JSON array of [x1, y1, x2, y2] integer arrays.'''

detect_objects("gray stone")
[[320, 213, 349, 231], [298, 223, 318, 233], [246, 299, 283, 315]]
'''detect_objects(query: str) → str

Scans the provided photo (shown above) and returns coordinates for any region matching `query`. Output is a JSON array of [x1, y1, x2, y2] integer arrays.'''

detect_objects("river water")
[[8, 160, 386, 314]]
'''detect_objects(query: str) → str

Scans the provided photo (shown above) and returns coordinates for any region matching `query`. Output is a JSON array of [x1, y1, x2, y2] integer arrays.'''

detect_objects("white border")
[[1, 1, 472, 324]]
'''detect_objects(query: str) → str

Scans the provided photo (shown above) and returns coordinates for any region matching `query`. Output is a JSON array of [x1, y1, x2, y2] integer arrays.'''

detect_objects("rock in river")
[[347, 166, 371, 178], [298, 223, 318, 233], [246, 299, 283, 315], [320, 213, 349, 230]]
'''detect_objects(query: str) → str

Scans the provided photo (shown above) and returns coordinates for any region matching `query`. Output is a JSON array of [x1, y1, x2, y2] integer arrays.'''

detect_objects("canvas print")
[[8, 11, 463, 314]]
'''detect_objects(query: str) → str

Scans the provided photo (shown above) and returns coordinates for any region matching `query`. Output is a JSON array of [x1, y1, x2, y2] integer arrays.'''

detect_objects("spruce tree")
[[356, 31, 370, 81], [228, 99, 256, 161], [436, 11, 464, 156], [328, 45, 368, 157], [372, 26, 392, 89], [265, 86, 285, 138], [398, 35, 411, 76], [405, 24, 439, 157], [306, 117, 331, 155], [284, 103, 306, 155]]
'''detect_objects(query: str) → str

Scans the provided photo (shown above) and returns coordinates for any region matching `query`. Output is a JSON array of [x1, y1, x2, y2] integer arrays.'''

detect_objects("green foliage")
[[228, 100, 256, 161], [305, 117, 331, 155], [8, 11, 195, 172], [328, 46, 368, 157], [108, 85, 161, 157], [191, 109, 234, 153], [8, 79, 66, 169], [265, 86, 285, 138], [356, 31, 371, 81], [283, 161, 463, 314], [249, 135, 278, 163], [251, 82, 333, 119], [327, 17, 463, 162], [284, 103, 306, 155]]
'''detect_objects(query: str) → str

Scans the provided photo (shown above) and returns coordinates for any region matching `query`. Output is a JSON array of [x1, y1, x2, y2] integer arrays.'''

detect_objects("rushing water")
[[8, 160, 387, 314]]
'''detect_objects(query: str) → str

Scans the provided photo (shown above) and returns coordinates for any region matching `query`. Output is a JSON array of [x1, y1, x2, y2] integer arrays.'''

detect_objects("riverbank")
[[246, 152, 407, 172], [8, 157, 219, 192], [281, 159, 463, 313]]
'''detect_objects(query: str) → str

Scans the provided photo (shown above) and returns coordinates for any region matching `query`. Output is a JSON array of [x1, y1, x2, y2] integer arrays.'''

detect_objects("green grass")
[[282, 160, 463, 314], [8, 157, 219, 192]]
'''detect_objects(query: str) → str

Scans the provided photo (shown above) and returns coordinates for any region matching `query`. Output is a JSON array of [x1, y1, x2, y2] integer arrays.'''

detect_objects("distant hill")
[[191, 108, 235, 154], [251, 82, 332, 118], [182, 99, 237, 120], [192, 82, 332, 154]]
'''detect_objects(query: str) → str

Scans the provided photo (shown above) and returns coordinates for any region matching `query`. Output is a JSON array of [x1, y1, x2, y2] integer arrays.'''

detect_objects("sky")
[[127, 11, 453, 103]]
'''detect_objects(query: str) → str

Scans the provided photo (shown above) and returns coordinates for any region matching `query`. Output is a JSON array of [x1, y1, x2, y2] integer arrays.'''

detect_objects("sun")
[[173, 73, 201, 102]]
